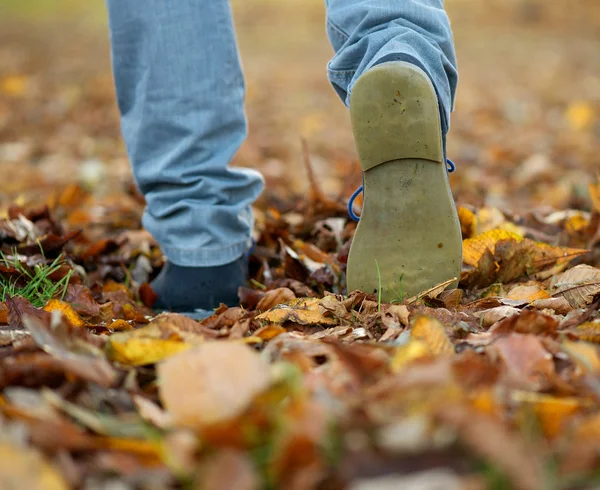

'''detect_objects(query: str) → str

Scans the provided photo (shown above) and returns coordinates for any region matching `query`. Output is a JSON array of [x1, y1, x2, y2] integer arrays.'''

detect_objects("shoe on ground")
[[150, 255, 247, 316], [346, 61, 462, 301]]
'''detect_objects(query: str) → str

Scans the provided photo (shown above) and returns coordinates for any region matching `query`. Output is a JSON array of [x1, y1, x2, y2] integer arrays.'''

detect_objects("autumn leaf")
[[409, 316, 455, 356], [0, 442, 69, 490], [107, 336, 192, 366], [512, 391, 586, 439], [158, 342, 272, 428], [462, 229, 587, 288], [256, 297, 338, 326], [550, 264, 600, 308], [43, 299, 86, 328]]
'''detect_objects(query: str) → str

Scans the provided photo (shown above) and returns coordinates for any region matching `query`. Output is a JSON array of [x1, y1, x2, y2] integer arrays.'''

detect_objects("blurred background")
[[0, 0, 599, 216]]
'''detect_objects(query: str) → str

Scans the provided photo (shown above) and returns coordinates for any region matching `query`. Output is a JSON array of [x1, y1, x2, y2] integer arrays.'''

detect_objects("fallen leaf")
[[256, 297, 338, 327], [107, 336, 192, 366], [62, 284, 100, 317], [438, 405, 545, 490], [563, 340, 600, 373], [462, 230, 586, 288], [565, 100, 595, 130], [256, 287, 296, 312], [43, 299, 85, 328], [410, 316, 455, 356], [196, 449, 259, 490], [0, 441, 69, 489], [506, 283, 550, 302], [477, 305, 520, 329], [390, 340, 431, 372], [550, 264, 600, 308], [462, 229, 524, 268], [457, 206, 476, 239], [22, 314, 118, 387], [158, 342, 272, 428], [492, 333, 554, 389], [512, 391, 586, 438], [572, 321, 600, 343]]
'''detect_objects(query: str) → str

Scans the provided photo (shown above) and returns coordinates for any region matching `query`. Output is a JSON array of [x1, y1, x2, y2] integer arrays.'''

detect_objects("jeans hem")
[[162, 239, 250, 267]]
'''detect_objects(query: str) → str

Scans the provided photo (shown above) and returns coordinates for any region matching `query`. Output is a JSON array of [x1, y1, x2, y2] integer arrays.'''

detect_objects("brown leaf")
[[138, 282, 158, 308], [197, 449, 259, 490], [62, 284, 100, 317], [22, 314, 118, 387], [7, 296, 51, 331], [256, 287, 296, 312], [489, 309, 559, 337], [158, 342, 272, 428], [492, 333, 554, 389], [256, 298, 338, 327], [462, 229, 586, 288], [550, 264, 600, 308], [437, 405, 545, 490]]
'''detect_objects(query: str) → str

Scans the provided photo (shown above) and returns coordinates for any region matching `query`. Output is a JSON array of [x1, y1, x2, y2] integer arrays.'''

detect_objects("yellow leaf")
[[512, 391, 585, 438], [108, 337, 192, 366], [563, 340, 600, 373], [390, 339, 430, 372], [565, 101, 595, 131], [507, 283, 550, 302], [470, 389, 501, 417], [1, 75, 29, 97], [462, 229, 524, 267], [253, 323, 287, 341], [565, 214, 590, 234], [43, 299, 85, 327], [107, 319, 134, 331], [0, 442, 69, 490], [158, 342, 272, 428], [574, 413, 600, 441], [256, 297, 338, 326], [573, 321, 600, 343], [410, 316, 455, 356], [457, 206, 476, 239]]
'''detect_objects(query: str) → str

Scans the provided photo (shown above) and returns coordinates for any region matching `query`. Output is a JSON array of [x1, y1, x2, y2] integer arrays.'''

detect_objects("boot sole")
[[346, 61, 462, 301]]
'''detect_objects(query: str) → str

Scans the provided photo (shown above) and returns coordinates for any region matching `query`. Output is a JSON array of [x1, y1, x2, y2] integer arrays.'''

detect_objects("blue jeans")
[[106, 0, 457, 267]]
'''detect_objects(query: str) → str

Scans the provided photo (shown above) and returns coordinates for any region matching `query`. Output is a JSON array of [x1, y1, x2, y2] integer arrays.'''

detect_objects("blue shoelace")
[[347, 158, 456, 222]]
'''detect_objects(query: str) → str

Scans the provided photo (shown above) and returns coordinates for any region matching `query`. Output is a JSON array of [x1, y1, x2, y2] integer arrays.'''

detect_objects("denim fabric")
[[106, 0, 457, 267]]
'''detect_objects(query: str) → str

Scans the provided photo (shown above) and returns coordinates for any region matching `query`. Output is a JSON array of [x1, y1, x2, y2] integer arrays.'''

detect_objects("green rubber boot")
[[346, 61, 462, 301]]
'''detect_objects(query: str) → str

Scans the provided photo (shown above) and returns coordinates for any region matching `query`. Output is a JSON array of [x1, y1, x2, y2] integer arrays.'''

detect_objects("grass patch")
[[0, 252, 72, 308]]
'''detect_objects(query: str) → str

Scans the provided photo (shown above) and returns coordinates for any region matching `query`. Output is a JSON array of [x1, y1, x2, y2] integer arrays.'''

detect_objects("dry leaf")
[[462, 229, 586, 288], [493, 333, 554, 389], [563, 341, 600, 373], [0, 442, 69, 490], [512, 391, 585, 438], [256, 297, 338, 326], [158, 342, 272, 428], [196, 449, 259, 490], [410, 316, 455, 356], [107, 336, 192, 366], [43, 299, 85, 328], [256, 287, 296, 312], [550, 264, 600, 308]]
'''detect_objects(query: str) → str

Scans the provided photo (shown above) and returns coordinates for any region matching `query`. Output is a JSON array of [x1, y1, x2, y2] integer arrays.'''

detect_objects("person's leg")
[[106, 0, 263, 312], [325, 0, 458, 132], [326, 0, 462, 299]]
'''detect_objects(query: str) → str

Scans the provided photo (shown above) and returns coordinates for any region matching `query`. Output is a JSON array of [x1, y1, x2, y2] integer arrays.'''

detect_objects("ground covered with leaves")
[[1, 1, 600, 489]]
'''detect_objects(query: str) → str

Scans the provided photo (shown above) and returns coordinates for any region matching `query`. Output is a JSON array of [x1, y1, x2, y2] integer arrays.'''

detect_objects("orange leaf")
[[43, 299, 85, 328]]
